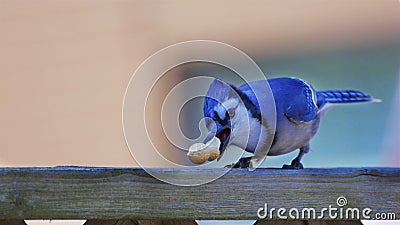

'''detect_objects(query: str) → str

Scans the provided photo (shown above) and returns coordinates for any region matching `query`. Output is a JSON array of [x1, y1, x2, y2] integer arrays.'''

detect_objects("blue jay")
[[203, 77, 379, 169]]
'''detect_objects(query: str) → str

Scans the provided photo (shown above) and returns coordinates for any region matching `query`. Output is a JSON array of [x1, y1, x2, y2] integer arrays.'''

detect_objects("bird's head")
[[203, 78, 250, 159]]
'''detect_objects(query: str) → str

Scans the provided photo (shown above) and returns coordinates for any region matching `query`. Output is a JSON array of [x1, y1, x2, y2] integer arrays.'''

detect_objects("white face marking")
[[215, 105, 226, 121], [214, 98, 239, 121], [229, 103, 252, 147], [222, 98, 269, 152], [222, 98, 239, 109]]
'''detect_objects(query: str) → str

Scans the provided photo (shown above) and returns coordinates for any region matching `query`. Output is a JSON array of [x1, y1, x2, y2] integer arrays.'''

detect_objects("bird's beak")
[[202, 132, 215, 146], [215, 125, 231, 161], [203, 125, 231, 162]]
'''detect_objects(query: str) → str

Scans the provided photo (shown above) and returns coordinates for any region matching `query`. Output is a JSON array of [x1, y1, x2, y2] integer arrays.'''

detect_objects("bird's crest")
[[203, 78, 236, 118], [206, 78, 235, 101]]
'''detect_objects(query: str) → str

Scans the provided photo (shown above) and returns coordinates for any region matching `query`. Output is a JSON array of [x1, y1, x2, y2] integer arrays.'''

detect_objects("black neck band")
[[230, 85, 261, 122]]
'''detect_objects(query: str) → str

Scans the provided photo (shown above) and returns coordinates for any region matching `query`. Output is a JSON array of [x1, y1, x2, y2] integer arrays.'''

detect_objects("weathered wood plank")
[[131, 220, 197, 225], [84, 220, 138, 225], [0, 221, 27, 225], [0, 167, 398, 220], [254, 220, 363, 225], [84, 220, 197, 225]]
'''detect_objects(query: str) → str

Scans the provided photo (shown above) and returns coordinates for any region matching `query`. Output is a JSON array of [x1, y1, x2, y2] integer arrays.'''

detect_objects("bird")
[[202, 77, 380, 169]]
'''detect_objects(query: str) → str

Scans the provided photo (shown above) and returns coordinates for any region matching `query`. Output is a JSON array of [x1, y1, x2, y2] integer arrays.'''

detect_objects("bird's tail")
[[316, 90, 381, 108]]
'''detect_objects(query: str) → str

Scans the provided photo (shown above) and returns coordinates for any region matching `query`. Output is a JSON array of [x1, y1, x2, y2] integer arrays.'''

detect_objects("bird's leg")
[[225, 157, 252, 168], [282, 144, 310, 169]]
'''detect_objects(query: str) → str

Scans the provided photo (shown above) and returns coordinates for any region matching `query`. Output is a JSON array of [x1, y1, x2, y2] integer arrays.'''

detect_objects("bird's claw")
[[224, 163, 236, 168], [282, 159, 304, 169], [225, 157, 252, 168]]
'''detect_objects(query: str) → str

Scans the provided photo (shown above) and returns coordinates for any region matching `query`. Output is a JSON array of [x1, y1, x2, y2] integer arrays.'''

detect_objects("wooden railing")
[[0, 167, 398, 225]]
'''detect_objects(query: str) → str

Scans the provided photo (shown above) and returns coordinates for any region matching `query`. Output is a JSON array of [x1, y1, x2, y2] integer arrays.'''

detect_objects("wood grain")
[[0, 221, 26, 225], [83, 220, 197, 225], [0, 167, 398, 220], [254, 220, 363, 225]]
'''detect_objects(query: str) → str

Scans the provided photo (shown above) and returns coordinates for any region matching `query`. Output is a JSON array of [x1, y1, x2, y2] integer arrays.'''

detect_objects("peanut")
[[187, 136, 221, 164]]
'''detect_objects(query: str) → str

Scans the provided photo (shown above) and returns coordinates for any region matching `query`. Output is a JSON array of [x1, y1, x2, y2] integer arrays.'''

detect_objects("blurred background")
[[1, 0, 399, 224], [2, 0, 399, 169]]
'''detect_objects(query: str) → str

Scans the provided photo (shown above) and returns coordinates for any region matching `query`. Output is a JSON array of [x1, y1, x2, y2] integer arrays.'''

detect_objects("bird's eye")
[[227, 108, 235, 119]]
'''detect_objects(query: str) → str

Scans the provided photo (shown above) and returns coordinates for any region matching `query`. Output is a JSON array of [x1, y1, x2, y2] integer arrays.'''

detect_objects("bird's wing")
[[277, 78, 319, 123], [241, 78, 319, 124]]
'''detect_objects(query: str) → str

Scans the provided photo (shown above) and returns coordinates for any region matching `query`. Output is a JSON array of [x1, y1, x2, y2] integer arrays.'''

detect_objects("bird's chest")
[[267, 116, 320, 156]]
